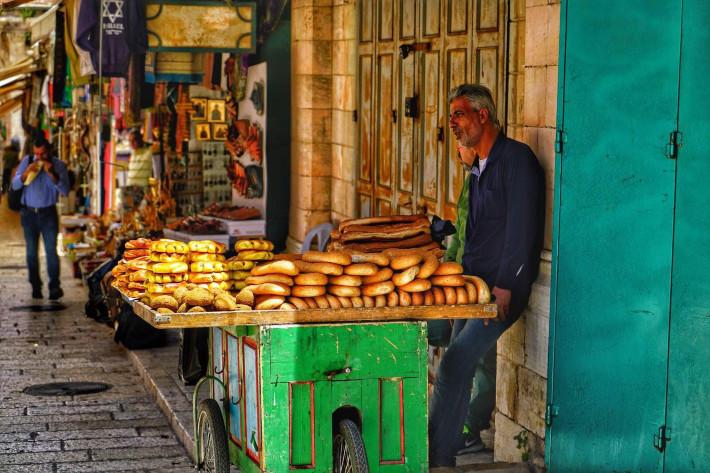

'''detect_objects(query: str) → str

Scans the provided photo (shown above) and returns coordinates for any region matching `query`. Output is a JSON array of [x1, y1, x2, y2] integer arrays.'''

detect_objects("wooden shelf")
[[125, 298, 497, 329]]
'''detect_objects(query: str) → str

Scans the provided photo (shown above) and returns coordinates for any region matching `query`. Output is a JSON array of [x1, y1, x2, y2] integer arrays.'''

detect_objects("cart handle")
[[230, 377, 242, 405], [214, 349, 225, 375]]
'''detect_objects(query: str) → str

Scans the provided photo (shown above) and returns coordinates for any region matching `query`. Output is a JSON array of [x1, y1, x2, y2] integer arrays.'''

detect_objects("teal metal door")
[[547, 1, 681, 471], [664, 1, 710, 470]]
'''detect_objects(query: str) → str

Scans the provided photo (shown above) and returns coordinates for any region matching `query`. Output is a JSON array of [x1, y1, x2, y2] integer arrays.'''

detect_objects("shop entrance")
[[356, 0, 507, 220]]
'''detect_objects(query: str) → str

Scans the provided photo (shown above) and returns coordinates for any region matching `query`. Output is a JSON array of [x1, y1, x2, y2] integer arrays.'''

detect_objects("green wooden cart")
[[130, 302, 496, 472]]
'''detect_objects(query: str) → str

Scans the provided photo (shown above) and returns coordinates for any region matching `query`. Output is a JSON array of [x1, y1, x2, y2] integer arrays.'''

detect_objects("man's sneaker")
[[456, 433, 484, 455], [49, 287, 64, 301], [32, 287, 43, 299]]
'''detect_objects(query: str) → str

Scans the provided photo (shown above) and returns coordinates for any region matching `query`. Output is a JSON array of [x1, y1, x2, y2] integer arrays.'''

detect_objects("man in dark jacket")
[[428, 84, 545, 471]]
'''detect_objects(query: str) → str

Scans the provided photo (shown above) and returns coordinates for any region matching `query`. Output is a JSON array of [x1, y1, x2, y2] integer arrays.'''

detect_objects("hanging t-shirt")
[[75, 0, 147, 78]]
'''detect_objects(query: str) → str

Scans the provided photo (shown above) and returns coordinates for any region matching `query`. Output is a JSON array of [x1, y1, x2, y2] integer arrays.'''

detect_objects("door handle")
[[324, 366, 352, 379], [399, 42, 432, 59]]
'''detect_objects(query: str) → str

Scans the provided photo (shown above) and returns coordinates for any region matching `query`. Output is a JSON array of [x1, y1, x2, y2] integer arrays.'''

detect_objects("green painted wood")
[[548, 1, 681, 471], [380, 379, 403, 462], [665, 1, 710, 470], [290, 382, 315, 466]]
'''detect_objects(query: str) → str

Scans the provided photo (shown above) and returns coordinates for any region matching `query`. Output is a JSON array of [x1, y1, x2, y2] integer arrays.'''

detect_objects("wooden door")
[[357, 0, 507, 220]]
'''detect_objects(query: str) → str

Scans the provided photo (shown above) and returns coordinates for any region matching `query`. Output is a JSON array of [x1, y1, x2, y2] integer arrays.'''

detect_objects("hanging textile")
[[64, 0, 94, 85], [259, 0, 289, 43], [52, 8, 68, 107]]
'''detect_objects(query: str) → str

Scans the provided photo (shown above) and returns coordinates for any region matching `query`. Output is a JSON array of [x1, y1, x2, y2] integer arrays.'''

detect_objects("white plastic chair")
[[301, 222, 333, 253]]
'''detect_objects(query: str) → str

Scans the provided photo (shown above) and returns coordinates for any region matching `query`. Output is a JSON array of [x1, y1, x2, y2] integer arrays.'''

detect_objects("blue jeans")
[[428, 290, 530, 467], [20, 206, 60, 291]]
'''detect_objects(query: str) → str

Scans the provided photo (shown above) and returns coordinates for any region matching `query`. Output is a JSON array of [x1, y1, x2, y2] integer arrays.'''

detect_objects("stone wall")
[[493, 0, 559, 470]]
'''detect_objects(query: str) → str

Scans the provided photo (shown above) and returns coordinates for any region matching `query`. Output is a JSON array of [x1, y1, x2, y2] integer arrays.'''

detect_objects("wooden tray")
[[126, 298, 497, 329]]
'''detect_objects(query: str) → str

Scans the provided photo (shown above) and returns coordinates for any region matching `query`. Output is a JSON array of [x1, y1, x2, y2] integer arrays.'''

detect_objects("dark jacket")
[[75, 0, 147, 77], [462, 133, 545, 294]]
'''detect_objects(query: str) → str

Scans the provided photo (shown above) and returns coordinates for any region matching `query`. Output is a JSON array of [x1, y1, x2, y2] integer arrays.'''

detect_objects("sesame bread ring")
[[390, 253, 423, 271], [432, 287, 446, 305], [375, 295, 387, 308], [231, 270, 252, 281], [291, 285, 327, 298], [362, 267, 393, 285], [329, 274, 362, 287], [337, 296, 353, 308], [423, 290, 434, 306], [462, 275, 491, 304], [188, 240, 226, 254], [188, 272, 230, 284], [294, 273, 329, 286], [411, 291, 423, 306], [433, 262, 464, 276], [303, 297, 318, 309], [431, 275, 466, 287], [250, 283, 291, 296], [464, 282, 478, 304], [387, 291, 399, 307], [418, 253, 440, 279], [288, 297, 309, 310], [233, 281, 247, 291], [235, 239, 275, 252], [237, 250, 274, 261], [328, 285, 361, 298], [151, 262, 189, 274], [314, 296, 330, 309], [255, 295, 286, 310], [251, 260, 299, 277], [151, 239, 189, 254], [190, 261, 227, 273], [150, 295, 179, 311], [456, 286, 469, 305], [150, 252, 188, 263], [351, 296, 364, 308], [400, 279, 432, 293], [295, 260, 344, 276], [346, 251, 390, 267], [362, 295, 375, 308], [443, 286, 457, 305], [303, 251, 352, 266], [325, 294, 342, 309], [344, 263, 378, 277], [226, 259, 256, 271], [124, 249, 149, 260], [129, 269, 149, 282], [245, 274, 295, 286], [125, 238, 151, 249], [190, 252, 226, 263], [398, 290, 411, 307], [392, 266, 420, 287], [126, 257, 150, 271], [361, 280, 395, 297]]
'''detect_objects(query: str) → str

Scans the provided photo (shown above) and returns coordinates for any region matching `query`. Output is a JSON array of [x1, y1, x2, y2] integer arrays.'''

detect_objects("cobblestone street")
[[0, 205, 193, 472]]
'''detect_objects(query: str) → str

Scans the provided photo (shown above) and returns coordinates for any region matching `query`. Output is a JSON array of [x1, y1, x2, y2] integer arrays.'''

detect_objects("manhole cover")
[[23, 382, 112, 396], [10, 304, 66, 312], [0, 265, 26, 270]]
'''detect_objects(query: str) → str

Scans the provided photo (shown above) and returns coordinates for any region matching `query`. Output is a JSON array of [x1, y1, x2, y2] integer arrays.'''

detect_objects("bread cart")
[[129, 301, 496, 472]]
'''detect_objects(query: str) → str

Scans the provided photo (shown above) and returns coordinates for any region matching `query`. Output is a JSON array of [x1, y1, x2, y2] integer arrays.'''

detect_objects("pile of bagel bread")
[[227, 239, 275, 291], [111, 238, 152, 298], [235, 249, 490, 311], [328, 214, 440, 254]]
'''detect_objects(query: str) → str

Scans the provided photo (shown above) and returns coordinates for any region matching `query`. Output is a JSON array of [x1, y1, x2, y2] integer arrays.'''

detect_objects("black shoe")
[[32, 287, 43, 299], [49, 287, 64, 301], [456, 433, 484, 455]]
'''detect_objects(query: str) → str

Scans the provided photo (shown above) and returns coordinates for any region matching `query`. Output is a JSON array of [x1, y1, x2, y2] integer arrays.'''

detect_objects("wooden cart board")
[[127, 298, 497, 329]]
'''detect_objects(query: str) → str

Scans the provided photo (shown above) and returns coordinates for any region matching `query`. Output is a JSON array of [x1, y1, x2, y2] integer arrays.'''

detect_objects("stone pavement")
[[0, 205, 194, 472]]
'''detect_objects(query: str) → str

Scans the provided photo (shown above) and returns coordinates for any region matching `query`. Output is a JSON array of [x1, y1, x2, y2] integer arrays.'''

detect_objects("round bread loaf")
[[337, 296, 353, 308], [291, 285, 326, 298], [392, 266, 420, 287], [329, 274, 362, 287], [433, 262, 464, 276], [456, 286, 469, 305], [314, 295, 330, 309], [295, 260, 344, 276], [411, 292, 423, 306], [423, 290, 434, 306], [432, 287, 445, 305], [361, 280, 396, 297], [151, 262, 189, 274], [226, 259, 256, 271], [188, 306, 206, 313], [250, 282, 291, 296], [150, 252, 188, 263], [190, 252, 226, 263], [288, 297, 308, 310], [398, 290, 411, 307], [375, 295, 387, 308], [188, 272, 230, 284], [303, 251, 352, 266], [237, 250, 274, 261], [255, 295, 286, 310], [351, 296, 364, 308], [362, 267, 393, 285], [245, 274, 294, 286], [304, 297, 318, 309], [325, 294, 342, 309], [190, 261, 226, 273], [251, 260, 299, 277], [387, 291, 399, 307], [431, 275, 466, 287], [328, 285, 361, 297], [390, 253, 423, 270], [146, 282, 187, 294], [188, 240, 226, 254], [231, 270, 251, 281], [183, 287, 213, 307], [150, 295, 179, 311], [418, 253, 440, 279], [464, 282, 477, 304], [344, 263, 378, 276], [443, 286, 457, 305], [235, 239, 275, 252], [279, 302, 297, 311], [294, 272, 328, 286], [400, 279, 432, 293], [157, 307, 174, 315], [362, 295, 375, 308], [151, 239, 189, 254]]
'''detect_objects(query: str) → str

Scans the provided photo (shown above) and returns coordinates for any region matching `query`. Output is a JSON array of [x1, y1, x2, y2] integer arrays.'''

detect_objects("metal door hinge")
[[653, 425, 671, 452], [392, 109, 397, 123], [666, 130, 682, 159], [352, 110, 358, 122], [555, 129, 566, 155], [545, 404, 559, 427]]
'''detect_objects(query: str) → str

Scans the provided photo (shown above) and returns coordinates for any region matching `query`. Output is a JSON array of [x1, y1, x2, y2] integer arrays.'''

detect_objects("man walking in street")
[[429, 84, 545, 471], [12, 135, 70, 300]]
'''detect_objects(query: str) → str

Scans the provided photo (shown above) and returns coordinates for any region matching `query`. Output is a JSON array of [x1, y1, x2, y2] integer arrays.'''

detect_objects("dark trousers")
[[20, 206, 60, 291], [428, 290, 530, 467]]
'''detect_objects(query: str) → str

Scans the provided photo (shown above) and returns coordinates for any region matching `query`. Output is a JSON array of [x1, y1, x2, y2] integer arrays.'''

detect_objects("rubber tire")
[[196, 399, 230, 473], [333, 419, 369, 473]]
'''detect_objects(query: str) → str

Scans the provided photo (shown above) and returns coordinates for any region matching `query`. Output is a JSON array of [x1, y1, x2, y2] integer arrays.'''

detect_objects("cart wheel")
[[333, 419, 369, 473], [196, 399, 229, 473]]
